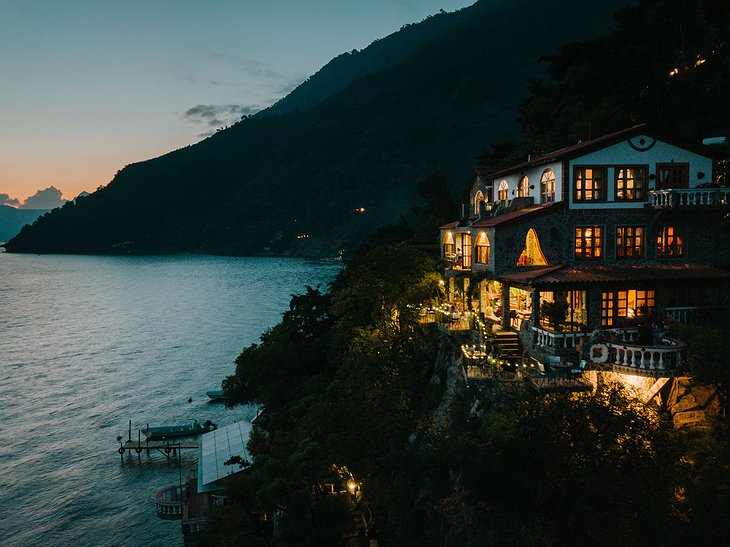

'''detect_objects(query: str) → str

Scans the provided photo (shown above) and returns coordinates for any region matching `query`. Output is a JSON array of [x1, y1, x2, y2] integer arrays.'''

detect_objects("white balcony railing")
[[649, 188, 730, 207], [590, 337, 686, 376], [532, 326, 587, 350]]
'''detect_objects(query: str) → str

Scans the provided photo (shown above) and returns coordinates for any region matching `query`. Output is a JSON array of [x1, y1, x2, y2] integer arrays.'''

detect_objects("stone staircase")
[[493, 330, 522, 364]]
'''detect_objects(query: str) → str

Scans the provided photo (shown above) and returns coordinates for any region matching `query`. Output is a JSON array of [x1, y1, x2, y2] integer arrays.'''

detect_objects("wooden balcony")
[[649, 187, 730, 208]]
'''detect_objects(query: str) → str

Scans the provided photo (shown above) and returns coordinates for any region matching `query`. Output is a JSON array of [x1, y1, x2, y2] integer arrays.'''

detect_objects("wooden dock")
[[117, 420, 200, 459], [122, 439, 199, 451]]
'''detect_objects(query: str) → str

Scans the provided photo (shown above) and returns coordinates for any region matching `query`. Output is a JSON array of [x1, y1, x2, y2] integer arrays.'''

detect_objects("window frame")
[[518, 176, 529, 198], [540, 169, 556, 203], [656, 225, 686, 258], [601, 289, 656, 326], [614, 164, 648, 201], [574, 226, 604, 260], [615, 225, 645, 259], [458, 232, 472, 269], [473, 191, 484, 215], [475, 232, 490, 265], [573, 166, 608, 202], [498, 180, 509, 201], [656, 163, 689, 190]]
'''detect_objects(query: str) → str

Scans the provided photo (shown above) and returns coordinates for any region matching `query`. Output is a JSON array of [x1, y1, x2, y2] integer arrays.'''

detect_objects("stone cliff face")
[[666, 378, 723, 427], [405, 330, 724, 545]]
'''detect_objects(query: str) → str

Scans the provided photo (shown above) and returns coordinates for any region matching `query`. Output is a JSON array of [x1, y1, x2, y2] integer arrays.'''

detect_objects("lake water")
[[0, 253, 341, 546]]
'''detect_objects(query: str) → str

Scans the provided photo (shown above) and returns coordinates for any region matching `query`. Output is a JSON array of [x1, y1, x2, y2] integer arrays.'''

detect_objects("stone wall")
[[665, 377, 722, 428]]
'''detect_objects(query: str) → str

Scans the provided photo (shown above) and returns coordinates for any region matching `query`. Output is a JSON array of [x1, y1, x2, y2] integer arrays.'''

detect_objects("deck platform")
[[122, 439, 199, 451]]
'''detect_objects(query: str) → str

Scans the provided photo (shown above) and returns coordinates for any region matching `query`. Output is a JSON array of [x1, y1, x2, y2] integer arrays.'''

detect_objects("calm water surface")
[[0, 253, 340, 546]]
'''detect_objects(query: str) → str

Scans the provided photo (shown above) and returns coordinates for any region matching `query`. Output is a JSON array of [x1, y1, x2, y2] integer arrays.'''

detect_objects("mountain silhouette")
[[5, 0, 632, 255]]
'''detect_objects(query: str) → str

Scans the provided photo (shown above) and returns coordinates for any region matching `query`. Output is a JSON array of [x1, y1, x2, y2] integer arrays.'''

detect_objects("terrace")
[[649, 187, 730, 208], [590, 336, 686, 378]]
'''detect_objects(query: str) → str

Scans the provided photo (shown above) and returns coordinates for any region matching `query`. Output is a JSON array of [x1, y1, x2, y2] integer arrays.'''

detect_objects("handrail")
[[592, 336, 686, 372], [532, 326, 587, 350], [649, 188, 730, 207]]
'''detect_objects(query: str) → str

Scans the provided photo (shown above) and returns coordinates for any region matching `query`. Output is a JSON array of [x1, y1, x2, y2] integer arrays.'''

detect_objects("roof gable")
[[487, 125, 712, 180]]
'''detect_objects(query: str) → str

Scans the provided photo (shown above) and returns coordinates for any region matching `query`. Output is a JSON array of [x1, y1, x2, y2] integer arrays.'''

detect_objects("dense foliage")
[[519, 0, 730, 155], [220, 244, 443, 544], [4, 0, 629, 255], [215, 243, 729, 546]]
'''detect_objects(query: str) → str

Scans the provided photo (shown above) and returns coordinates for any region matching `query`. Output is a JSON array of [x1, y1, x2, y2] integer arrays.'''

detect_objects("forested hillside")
[[4, 0, 629, 255], [0, 206, 48, 242]]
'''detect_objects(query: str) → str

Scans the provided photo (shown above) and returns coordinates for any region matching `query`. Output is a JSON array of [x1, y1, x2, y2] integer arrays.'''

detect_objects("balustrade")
[[649, 188, 730, 207], [532, 326, 587, 350], [590, 337, 686, 375]]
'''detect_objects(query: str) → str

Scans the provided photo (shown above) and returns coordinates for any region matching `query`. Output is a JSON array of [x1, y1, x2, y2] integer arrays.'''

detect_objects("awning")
[[498, 263, 730, 287], [197, 420, 253, 493]]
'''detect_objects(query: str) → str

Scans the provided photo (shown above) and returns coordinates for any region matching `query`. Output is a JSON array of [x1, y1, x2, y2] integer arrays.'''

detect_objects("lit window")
[[575, 226, 603, 259], [498, 180, 509, 201], [616, 226, 645, 258], [458, 232, 472, 269], [475, 232, 490, 265], [518, 176, 529, 198], [657, 226, 685, 257], [574, 167, 606, 201], [473, 191, 484, 215], [602, 290, 655, 326], [615, 166, 647, 201], [443, 233, 455, 260], [540, 169, 555, 203], [517, 228, 548, 266]]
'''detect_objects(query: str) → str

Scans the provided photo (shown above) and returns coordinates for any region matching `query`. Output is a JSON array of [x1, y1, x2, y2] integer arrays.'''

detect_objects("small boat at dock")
[[142, 419, 216, 441]]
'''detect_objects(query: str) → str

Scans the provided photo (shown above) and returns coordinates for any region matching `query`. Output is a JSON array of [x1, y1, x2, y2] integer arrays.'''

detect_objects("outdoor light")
[[697, 171, 706, 179], [347, 480, 358, 494]]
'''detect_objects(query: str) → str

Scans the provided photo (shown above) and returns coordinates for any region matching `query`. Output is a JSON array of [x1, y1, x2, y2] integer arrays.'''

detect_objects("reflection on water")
[[0, 253, 339, 546]]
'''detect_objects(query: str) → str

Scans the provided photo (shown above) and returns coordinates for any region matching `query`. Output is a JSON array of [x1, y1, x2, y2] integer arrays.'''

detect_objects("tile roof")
[[499, 263, 730, 286], [471, 202, 563, 228], [486, 124, 710, 179]]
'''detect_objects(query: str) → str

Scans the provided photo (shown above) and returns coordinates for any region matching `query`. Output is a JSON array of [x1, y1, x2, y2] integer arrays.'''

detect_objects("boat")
[[142, 419, 216, 441], [206, 390, 225, 401]]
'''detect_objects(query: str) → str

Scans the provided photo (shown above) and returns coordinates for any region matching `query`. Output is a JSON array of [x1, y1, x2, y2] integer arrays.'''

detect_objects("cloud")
[[20, 186, 66, 210], [183, 104, 260, 137], [0, 193, 20, 207]]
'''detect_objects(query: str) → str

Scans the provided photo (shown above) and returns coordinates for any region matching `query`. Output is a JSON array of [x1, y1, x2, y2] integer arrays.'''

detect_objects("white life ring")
[[591, 344, 609, 363]]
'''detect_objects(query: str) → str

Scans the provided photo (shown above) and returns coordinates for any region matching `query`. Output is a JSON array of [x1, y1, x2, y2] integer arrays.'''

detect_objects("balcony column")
[[531, 289, 541, 327], [501, 282, 511, 330], [586, 287, 603, 331]]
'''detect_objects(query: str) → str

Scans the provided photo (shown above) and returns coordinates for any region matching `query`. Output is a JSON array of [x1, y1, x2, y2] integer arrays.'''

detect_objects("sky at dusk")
[[0, 0, 474, 206]]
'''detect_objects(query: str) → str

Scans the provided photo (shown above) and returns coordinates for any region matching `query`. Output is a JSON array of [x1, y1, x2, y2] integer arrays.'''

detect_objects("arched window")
[[442, 232, 455, 260], [475, 232, 490, 265], [518, 176, 529, 197], [517, 228, 548, 266], [541, 169, 556, 203], [498, 180, 509, 201], [473, 191, 484, 215]]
